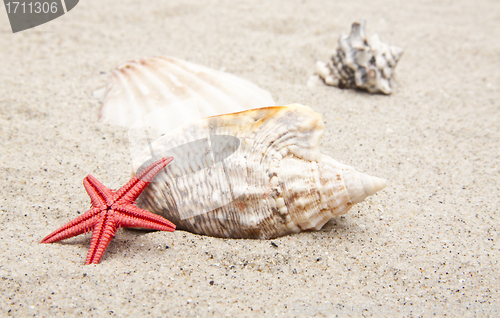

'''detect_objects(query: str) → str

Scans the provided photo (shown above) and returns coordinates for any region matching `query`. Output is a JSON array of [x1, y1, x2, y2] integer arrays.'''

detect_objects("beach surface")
[[1, 0, 499, 316]]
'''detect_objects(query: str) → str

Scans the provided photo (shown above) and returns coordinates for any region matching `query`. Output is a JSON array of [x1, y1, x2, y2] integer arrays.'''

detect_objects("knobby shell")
[[316, 20, 403, 94]]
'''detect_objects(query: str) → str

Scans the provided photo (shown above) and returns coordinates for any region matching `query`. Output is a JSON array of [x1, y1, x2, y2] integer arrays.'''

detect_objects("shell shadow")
[[317, 216, 364, 238]]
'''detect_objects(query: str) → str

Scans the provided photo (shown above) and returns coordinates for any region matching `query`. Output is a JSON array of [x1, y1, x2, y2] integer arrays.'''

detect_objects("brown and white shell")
[[134, 104, 386, 239], [97, 56, 276, 127], [316, 20, 403, 94]]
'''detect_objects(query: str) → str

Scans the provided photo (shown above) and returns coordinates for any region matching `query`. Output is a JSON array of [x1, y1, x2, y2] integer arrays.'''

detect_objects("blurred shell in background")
[[315, 20, 403, 94], [95, 56, 276, 127], [135, 104, 386, 239]]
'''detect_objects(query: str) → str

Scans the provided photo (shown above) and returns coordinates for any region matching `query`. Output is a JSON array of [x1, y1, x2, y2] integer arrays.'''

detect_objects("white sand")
[[1, 0, 499, 316]]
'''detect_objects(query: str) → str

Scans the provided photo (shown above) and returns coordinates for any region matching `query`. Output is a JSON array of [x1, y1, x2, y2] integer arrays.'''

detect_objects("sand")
[[1, 0, 499, 316]]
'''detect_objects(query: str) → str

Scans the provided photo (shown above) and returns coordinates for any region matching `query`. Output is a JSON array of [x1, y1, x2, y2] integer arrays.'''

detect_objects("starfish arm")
[[113, 204, 176, 232], [41, 208, 102, 243], [84, 174, 115, 207], [114, 157, 173, 205], [85, 213, 118, 265]]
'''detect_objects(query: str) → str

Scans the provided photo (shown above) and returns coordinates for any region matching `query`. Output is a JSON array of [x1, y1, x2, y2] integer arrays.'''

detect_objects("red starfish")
[[41, 157, 176, 264]]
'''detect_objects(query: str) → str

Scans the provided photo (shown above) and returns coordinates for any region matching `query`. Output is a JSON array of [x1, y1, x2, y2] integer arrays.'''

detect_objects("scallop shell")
[[134, 104, 386, 239], [316, 20, 403, 94], [97, 56, 276, 127]]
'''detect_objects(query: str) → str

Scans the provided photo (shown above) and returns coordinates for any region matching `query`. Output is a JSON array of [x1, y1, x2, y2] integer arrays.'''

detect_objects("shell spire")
[[346, 171, 386, 205]]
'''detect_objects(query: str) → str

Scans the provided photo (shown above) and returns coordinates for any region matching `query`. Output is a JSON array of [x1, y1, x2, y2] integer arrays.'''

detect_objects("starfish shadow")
[[55, 235, 91, 246]]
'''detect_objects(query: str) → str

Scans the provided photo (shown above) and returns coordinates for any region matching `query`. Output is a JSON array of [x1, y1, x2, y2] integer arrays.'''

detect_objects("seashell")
[[316, 20, 403, 94], [97, 56, 276, 127], [133, 104, 386, 239]]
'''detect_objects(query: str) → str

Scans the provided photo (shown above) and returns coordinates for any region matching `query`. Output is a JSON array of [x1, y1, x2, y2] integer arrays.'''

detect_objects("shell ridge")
[[132, 61, 186, 104], [170, 57, 275, 106], [152, 58, 224, 112], [101, 69, 142, 125], [157, 57, 271, 115]]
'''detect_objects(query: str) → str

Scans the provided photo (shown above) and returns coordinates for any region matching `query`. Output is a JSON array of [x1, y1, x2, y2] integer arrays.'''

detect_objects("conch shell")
[[97, 56, 276, 127], [316, 20, 403, 94], [134, 104, 386, 239]]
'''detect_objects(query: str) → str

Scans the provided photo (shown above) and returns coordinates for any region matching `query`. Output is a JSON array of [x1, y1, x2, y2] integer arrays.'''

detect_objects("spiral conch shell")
[[97, 56, 276, 127], [134, 104, 386, 239], [316, 20, 403, 94]]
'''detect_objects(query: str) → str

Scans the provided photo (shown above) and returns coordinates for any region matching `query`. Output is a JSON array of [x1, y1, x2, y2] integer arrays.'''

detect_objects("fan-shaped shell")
[[316, 20, 403, 94], [134, 104, 386, 239], [98, 56, 276, 127]]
